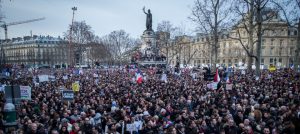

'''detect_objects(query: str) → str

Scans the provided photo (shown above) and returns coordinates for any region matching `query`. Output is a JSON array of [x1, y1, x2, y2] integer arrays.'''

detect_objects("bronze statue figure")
[[143, 6, 152, 31]]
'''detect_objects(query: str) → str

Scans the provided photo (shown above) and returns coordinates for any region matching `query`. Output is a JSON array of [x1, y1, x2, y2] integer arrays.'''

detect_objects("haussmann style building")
[[0, 35, 68, 67], [163, 10, 298, 69]]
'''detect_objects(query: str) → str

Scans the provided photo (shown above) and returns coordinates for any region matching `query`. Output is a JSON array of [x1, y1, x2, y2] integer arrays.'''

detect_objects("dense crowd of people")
[[0, 66, 300, 134]]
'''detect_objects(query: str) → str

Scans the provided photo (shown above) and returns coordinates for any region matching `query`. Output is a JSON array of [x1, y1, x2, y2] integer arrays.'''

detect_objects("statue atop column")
[[135, 7, 166, 67], [143, 6, 152, 31]]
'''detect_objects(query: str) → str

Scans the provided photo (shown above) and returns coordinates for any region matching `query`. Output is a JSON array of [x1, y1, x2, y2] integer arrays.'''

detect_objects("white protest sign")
[[49, 75, 56, 81], [134, 121, 143, 130], [212, 82, 218, 89], [63, 75, 68, 80], [207, 82, 218, 90], [34, 82, 39, 87], [226, 84, 233, 90], [126, 123, 138, 132], [207, 83, 213, 89], [95, 79, 99, 85], [191, 73, 196, 80], [241, 70, 246, 75], [161, 73, 167, 83], [79, 69, 83, 74], [20, 86, 31, 100], [38, 75, 49, 82], [93, 73, 99, 78]]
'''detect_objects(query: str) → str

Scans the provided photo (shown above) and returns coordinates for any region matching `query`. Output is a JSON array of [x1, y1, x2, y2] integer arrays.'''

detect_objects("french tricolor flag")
[[136, 69, 143, 84], [214, 69, 220, 82], [225, 71, 231, 83]]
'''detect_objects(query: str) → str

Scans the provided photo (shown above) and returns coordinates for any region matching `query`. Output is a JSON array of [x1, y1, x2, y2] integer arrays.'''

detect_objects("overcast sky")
[[1, 0, 195, 39]]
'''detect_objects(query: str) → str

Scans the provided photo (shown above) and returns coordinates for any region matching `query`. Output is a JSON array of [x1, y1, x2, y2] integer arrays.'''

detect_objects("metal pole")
[[4, 25, 8, 41], [11, 80, 15, 105], [69, 7, 77, 68]]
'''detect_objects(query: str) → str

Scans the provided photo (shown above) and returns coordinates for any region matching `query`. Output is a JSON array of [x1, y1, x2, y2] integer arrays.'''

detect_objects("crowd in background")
[[0, 66, 300, 134]]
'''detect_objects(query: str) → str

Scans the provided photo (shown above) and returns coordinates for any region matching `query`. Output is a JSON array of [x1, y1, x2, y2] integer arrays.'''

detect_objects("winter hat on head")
[[143, 111, 150, 116], [161, 108, 166, 113]]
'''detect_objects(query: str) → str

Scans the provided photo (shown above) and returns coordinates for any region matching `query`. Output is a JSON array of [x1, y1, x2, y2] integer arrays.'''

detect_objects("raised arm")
[[143, 6, 147, 14]]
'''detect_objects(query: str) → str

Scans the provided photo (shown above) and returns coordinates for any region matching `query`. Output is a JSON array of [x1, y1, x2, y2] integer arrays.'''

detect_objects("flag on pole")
[[207, 82, 218, 90], [136, 73, 143, 84], [225, 72, 231, 83], [135, 69, 143, 84], [161, 73, 167, 83], [214, 69, 220, 82]]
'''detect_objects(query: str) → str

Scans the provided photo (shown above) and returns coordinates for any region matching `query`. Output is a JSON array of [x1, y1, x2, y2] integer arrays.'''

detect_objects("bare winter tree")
[[102, 30, 138, 65], [172, 35, 187, 65], [0, 1, 4, 21], [86, 41, 111, 65], [231, 0, 278, 76], [157, 21, 173, 64], [272, 0, 300, 69], [156, 21, 198, 66], [157, 21, 175, 34], [64, 21, 95, 44], [190, 0, 233, 72], [156, 20, 196, 67], [176, 35, 196, 66], [172, 26, 192, 66], [64, 21, 95, 65], [230, 0, 257, 71]]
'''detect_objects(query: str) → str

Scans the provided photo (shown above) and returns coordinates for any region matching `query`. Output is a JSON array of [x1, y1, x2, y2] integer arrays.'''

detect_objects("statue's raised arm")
[[143, 6, 147, 15]]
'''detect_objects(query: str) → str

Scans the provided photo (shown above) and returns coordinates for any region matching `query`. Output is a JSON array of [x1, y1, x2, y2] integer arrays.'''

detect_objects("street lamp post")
[[3, 79, 17, 132], [69, 6, 77, 68]]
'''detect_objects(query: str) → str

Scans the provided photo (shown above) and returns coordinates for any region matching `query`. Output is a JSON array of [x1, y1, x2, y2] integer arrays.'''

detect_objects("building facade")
[[160, 35, 194, 67], [164, 14, 298, 69], [0, 35, 68, 67]]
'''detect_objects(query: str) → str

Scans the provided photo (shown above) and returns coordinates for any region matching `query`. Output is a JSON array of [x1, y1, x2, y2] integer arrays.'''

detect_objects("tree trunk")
[[255, 2, 263, 77], [212, 2, 219, 72], [247, 0, 255, 71], [212, 42, 218, 71], [166, 43, 169, 66], [294, 18, 300, 70], [179, 44, 181, 66], [210, 45, 213, 69]]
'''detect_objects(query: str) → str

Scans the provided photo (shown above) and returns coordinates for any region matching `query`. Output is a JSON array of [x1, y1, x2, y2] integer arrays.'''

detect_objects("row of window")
[[261, 39, 296, 46], [195, 39, 294, 52], [192, 58, 293, 66], [10, 40, 68, 45], [261, 46, 295, 55], [8, 61, 64, 65], [6, 45, 66, 49], [288, 30, 298, 36], [194, 59, 247, 64], [194, 29, 298, 43], [261, 58, 293, 64], [175, 54, 294, 65], [6, 57, 66, 62]]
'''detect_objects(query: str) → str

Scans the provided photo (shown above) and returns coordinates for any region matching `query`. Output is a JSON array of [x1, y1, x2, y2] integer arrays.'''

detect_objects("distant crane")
[[0, 17, 45, 40]]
